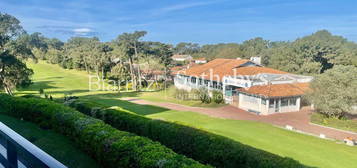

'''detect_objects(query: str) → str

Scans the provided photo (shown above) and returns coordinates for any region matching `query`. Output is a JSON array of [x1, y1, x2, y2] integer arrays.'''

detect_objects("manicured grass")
[[311, 112, 357, 133], [0, 114, 100, 168], [146, 111, 357, 168], [20, 61, 223, 108], [136, 86, 226, 108], [16, 61, 357, 168]]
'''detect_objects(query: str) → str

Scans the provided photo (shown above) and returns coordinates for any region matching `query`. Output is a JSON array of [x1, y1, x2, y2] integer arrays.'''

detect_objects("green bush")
[[311, 112, 357, 133], [212, 90, 224, 104], [198, 88, 211, 104], [173, 88, 189, 100], [0, 94, 208, 168], [69, 99, 309, 168]]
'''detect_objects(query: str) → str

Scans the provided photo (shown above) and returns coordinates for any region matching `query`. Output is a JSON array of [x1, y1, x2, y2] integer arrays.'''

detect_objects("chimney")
[[250, 57, 261, 65]]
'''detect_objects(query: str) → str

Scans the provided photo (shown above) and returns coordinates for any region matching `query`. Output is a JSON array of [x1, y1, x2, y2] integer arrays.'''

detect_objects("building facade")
[[174, 58, 312, 115]]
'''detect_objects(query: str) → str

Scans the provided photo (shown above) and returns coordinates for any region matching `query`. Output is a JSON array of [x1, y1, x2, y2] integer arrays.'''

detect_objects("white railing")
[[0, 122, 67, 168]]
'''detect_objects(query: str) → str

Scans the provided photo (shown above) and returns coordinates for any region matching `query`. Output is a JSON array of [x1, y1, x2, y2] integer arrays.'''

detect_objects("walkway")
[[121, 98, 357, 141]]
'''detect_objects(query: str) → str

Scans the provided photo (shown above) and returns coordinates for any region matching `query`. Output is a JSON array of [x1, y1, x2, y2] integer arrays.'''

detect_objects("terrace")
[[0, 122, 66, 168]]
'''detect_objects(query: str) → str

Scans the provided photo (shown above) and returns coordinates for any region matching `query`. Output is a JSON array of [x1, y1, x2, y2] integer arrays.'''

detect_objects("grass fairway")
[[137, 86, 226, 108], [16, 61, 357, 168], [0, 115, 100, 168]]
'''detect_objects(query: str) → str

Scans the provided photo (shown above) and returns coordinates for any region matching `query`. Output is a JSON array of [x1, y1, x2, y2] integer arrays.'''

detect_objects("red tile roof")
[[231, 66, 288, 76], [177, 58, 288, 82], [178, 59, 250, 81], [237, 83, 310, 97]]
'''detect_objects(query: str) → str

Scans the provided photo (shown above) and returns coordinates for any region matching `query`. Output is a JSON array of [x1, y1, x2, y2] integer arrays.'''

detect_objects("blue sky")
[[1, 0, 357, 44]]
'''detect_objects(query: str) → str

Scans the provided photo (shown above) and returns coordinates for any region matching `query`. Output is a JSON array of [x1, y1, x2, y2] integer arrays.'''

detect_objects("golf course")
[[13, 61, 357, 168]]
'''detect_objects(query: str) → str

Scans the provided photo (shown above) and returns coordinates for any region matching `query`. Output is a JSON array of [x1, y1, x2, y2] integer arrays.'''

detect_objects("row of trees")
[[174, 31, 357, 75], [23, 31, 174, 91], [1, 12, 175, 94]]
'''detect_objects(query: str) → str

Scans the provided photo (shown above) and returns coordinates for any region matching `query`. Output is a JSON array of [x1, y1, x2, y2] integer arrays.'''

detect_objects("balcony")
[[0, 122, 66, 168]]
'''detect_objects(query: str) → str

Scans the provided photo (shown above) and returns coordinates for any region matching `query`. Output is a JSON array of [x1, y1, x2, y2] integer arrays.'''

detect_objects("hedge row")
[[0, 94, 208, 168], [68, 99, 309, 168]]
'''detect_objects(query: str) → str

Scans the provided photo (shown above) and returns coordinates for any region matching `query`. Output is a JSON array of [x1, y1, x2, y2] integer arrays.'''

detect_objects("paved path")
[[122, 98, 357, 141]]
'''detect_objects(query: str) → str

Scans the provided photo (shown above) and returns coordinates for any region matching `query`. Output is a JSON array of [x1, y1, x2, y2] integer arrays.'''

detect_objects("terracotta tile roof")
[[177, 58, 289, 82], [231, 66, 288, 76], [179, 59, 250, 81], [237, 83, 310, 98], [170, 62, 200, 75]]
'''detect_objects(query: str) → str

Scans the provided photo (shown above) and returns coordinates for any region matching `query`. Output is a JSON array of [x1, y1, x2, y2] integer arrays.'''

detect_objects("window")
[[243, 94, 258, 103], [199, 79, 203, 85], [213, 81, 217, 88], [289, 97, 297, 106], [281, 98, 288, 107], [204, 80, 208, 85], [217, 83, 222, 90], [261, 98, 266, 105], [191, 77, 196, 84], [269, 99, 275, 108]]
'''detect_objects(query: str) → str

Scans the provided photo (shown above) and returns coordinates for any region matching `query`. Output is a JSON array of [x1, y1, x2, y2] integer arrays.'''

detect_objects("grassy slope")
[[0, 114, 100, 168], [16, 61, 357, 168]]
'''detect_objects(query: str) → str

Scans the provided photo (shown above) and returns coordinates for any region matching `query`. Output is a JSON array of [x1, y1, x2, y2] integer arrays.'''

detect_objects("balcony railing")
[[0, 122, 67, 168]]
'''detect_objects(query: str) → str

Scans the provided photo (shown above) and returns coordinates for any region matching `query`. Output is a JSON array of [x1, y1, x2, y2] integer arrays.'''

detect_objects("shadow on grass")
[[47, 89, 90, 95], [19, 81, 59, 91], [79, 92, 171, 115], [18, 81, 58, 92], [43, 77, 64, 80]]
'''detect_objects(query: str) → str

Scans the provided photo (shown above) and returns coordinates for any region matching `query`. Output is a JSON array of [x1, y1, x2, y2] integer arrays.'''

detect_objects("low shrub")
[[69, 99, 309, 168], [198, 88, 211, 104], [212, 90, 224, 104], [311, 112, 357, 133], [0, 94, 208, 168], [173, 88, 190, 100]]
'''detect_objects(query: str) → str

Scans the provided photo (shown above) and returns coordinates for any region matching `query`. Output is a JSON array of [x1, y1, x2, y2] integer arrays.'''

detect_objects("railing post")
[[7, 140, 18, 168]]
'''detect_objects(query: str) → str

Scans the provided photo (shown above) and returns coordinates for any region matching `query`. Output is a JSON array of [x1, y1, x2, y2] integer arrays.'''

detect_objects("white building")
[[194, 58, 207, 64], [172, 54, 193, 62], [174, 58, 312, 115]]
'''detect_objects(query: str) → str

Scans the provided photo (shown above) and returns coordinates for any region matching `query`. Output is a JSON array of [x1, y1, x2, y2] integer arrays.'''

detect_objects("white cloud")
[[73, 28, 94, 36], [73, 28, 92, 33], [153, 1, 219, 15]]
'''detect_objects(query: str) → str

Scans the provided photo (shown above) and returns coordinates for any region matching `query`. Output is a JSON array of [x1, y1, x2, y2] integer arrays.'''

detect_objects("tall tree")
[[240, 37, 270, 59], [0, 13, 34, 95], [308, 65, 357, 118], [174, 42, 200, 55], [268, 30, 357, 74], [115, 31, 147, 91]]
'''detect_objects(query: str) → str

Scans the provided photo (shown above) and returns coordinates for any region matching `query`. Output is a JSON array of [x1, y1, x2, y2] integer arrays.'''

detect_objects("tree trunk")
[[134, 42, 141, 91], [3, 83, 13, 96], [101, 66, 105, 79], [84, 58, 89, 74], [128, 56, 137, 91]]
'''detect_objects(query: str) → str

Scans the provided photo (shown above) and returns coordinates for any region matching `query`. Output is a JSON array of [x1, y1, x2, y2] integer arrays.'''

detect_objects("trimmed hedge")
[[68, 100, 310, 168], [0, 94, 208, 168]]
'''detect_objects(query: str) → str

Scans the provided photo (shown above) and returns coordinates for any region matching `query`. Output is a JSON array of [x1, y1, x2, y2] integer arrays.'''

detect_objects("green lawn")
[[0, 114, 100, 168], [19, 60, 222, 107], [135, 86, 226, 108], [15, 61, 357, 168]]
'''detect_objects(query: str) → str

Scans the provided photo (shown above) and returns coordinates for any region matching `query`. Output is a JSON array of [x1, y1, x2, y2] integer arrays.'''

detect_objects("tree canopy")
[[0, 13, 34, 95], [308, 65, 357, 118]]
